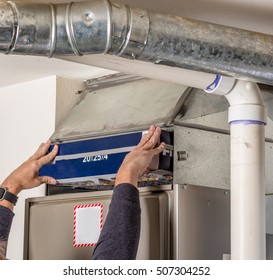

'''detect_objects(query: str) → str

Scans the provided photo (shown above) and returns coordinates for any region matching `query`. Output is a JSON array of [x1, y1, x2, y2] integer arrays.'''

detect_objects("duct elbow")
[[225, 80, 267, 125]]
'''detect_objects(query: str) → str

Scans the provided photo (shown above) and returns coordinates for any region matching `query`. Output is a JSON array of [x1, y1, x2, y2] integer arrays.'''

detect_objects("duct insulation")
[[1, 0, 273, 85]]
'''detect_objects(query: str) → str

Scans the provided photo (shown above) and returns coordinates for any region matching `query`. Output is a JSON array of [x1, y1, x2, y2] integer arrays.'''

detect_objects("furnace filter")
[[39, 130, 173, 187]]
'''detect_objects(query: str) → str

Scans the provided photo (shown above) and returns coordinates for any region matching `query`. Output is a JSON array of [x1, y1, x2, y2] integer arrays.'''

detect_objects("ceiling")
[[1, 0, 273, 88]]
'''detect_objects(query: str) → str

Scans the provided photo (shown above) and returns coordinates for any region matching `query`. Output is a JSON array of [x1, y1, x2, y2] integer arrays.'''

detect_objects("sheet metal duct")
[[0, 0, 273, 85]]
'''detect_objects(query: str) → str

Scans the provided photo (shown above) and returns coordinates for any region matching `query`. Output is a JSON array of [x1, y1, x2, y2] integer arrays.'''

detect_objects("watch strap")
[[0, 187, 18, 205]]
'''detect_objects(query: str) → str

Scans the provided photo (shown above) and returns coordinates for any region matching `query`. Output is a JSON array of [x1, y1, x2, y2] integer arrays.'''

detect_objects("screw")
[[85, 12, 94, 21], [138, 10, 145, 18], [24, 37, 30, 44]]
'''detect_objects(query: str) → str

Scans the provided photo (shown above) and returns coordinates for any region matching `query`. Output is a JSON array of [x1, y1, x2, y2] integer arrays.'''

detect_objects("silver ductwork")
[[1, 0, 273, 85]]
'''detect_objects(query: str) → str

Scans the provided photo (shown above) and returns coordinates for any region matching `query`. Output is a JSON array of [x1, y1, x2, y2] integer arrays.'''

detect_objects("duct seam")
[[104, 0, 112, 54], [116, 5, 131, 56], [48, 3, 57, 58], [5, 1, 19, 54], [117, 7, 150, 59], [65, 2, 82, 56]]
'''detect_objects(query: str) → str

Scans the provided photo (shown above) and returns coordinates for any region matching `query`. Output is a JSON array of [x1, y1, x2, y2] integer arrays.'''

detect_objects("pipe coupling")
[[226, 81, 267, 124], [228, 104, 267, 124]]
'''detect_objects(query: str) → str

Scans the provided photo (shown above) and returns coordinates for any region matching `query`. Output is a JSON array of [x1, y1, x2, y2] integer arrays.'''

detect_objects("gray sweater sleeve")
[[0, 205, 14, 240], [0, 205, 14, 256], [92, 183, 141, 260]]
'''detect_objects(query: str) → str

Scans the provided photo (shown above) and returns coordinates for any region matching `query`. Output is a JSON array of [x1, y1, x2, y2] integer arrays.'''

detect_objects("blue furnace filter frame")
[[39, 130, 173, 183]]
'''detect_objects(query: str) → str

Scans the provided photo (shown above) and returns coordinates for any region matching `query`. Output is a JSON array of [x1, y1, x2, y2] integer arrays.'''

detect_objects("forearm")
[[92, 183, 141, 260], [115, 166, 139, 188], [0, 179, 21, 258], [0, 140, 58, 260]]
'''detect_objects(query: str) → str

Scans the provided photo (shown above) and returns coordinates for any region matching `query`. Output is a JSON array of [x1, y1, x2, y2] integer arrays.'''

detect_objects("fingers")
[[137, 125, 156, 148], [39, 139, 52, 157], [152, 142, 166, 155], [39, 176, 57, 185], [31, 139, 52, 160], [30, 142, 45, 160], [37, 144, 58, 168], [142, 126, 162, 150], [137, 125, 163, 151]]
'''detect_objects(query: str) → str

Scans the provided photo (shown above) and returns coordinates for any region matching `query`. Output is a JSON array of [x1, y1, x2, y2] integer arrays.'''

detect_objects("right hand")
[[115, 125, 165, 187]]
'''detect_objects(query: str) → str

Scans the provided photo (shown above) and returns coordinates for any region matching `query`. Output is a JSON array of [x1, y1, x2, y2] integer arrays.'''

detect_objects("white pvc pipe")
[[225, 80, 266, 259], [64, 55, 236, 95], [230, 123, 265, 259]]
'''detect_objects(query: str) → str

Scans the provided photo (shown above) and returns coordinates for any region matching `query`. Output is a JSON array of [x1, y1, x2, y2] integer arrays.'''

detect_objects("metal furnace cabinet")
[[24, 184, 232, 260], [24, 186, 172, 260]]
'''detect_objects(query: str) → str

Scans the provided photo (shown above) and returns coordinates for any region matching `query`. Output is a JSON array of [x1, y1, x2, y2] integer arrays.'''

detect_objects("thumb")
[[143, 167, 151, 175]]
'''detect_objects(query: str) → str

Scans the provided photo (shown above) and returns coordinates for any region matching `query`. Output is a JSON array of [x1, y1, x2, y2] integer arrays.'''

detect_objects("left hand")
[[1, 140, 58, 196]]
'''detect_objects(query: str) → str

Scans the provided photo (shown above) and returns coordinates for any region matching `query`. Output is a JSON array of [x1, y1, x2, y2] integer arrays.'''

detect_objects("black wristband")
[[0, 187, 18, 205]]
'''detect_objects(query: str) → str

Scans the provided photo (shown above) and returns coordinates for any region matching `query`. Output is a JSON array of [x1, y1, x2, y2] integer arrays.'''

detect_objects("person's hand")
[[1, 140, 58, 196], [115, 125, 165, 188]]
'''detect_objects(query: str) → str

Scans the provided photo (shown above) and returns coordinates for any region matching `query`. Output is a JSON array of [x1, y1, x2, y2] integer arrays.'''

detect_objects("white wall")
[[56, 77, 84, 128], [0, 76, 57, 259]]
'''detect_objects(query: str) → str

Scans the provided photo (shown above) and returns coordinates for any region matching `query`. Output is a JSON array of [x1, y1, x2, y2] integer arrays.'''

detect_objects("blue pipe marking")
[[205, 74, 222, 93], [229, 120, 266, 125]]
